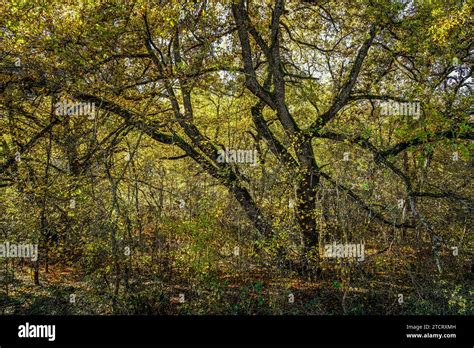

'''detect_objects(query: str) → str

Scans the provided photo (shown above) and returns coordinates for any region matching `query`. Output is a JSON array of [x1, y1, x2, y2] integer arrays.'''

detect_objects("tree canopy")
[[0, 0, 472, 315]]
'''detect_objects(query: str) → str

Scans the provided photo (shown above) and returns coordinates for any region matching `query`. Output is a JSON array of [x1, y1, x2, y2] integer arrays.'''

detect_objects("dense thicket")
[[0, 0, 472, 314]]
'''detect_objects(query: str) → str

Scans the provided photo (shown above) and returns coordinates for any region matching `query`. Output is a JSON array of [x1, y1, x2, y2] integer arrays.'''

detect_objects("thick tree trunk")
[[296, 169, 319, 252], [229, 184, 272, 237]]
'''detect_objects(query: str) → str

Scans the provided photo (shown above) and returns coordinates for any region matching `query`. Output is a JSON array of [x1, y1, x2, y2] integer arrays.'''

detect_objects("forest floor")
[[1, 244, 471, 315]]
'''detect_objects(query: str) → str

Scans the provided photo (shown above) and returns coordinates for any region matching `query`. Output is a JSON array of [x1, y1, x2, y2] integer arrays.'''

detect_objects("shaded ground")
[[1, 245, 472, 315]]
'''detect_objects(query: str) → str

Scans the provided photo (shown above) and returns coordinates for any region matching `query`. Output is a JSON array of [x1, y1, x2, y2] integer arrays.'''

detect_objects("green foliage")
[[0, 0, 472, 316]]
